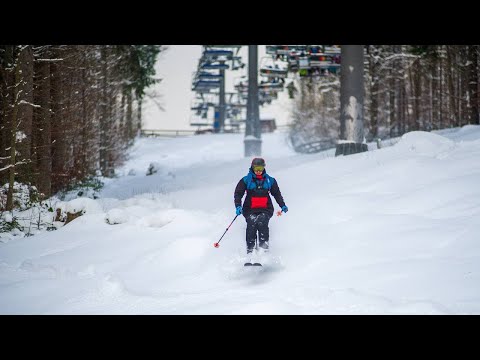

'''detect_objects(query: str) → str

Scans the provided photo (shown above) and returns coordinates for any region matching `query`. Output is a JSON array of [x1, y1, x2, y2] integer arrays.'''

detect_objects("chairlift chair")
[[259, 57, 288, 79], [193, 79, 221, 89], [258, 81, 284, 90], [292, 45, 308, 53], [204, 45, 242, 51], [189, 108, 211, 127], [275, 45, 291, 56], [231, 56, 246, 70], [309, 54, 333, 68], [201, 62, 230, 70], [202, 49, 234, 60], [266, 45, 278, 55], [324, 45, 341, 55], [196, 71, 223, 80], [192, 84, 213, 93], [298, 56, 310, 70], [287, 51, 300, 72]]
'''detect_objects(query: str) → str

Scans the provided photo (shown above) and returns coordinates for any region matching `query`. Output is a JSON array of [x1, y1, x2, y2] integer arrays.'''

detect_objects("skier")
[[234, 158, 288, 257]]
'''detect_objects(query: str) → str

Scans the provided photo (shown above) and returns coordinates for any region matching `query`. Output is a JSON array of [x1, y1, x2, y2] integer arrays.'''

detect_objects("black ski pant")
[[245, 212, 270, 253]]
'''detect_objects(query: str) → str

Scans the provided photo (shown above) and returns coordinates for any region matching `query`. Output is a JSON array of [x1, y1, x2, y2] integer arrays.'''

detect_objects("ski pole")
[[214, 214, 239, 248]]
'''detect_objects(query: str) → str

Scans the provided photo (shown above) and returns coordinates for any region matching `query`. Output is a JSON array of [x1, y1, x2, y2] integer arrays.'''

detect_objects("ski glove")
[[236, 206, 243, 215], [281, 205, 288, 213]]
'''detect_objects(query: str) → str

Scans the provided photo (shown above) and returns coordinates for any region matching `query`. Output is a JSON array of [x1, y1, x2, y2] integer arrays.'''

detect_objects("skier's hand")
[[236, 206, 243, 215], [281, 205, 288, 213]]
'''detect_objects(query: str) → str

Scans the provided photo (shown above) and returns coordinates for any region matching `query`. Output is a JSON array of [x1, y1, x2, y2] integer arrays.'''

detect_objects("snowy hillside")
[[1, 126, 480, 314]]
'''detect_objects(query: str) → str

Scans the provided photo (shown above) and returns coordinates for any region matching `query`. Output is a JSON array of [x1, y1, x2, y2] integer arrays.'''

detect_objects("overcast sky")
[[142, 45, 292, 131]]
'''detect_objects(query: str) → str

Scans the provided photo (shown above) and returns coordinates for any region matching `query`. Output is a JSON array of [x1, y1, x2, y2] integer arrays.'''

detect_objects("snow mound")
[[137, 211, 175, 228], [105, 209, 129, 225], [395, 131, 454, 156], [63, 198, 104, 215], [135, 209, 210, 232], [452, 125, 480, 141]]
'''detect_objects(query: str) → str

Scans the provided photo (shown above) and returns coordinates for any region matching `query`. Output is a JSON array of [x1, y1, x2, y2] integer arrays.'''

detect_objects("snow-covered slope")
[[1, 127, 480, 314]]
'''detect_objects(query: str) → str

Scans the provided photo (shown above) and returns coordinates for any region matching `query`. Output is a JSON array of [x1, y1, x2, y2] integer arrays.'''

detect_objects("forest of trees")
[[0, 45, 164, 210], [2, 45, 479, 211], [289, 45, 479, 147]]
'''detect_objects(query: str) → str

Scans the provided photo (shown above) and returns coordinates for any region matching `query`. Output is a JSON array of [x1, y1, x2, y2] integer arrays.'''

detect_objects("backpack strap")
[[243, 173, 255, 190], [263, 174, 275, 190], [244, 173, 275, 190]]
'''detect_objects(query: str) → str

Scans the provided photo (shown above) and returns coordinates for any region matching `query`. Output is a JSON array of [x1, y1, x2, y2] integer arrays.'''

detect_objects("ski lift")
[[192, 84, 214, 94], [291, 45, 308, 53], [287, 51, 300, 72], [323, 45, 341, 55], [259, 57, 288, 79], [204, 45, 242, 54], [309, 54, 332, 68], [228, 92, 246, 109], [189, 107, 211, 128], [298, 56, 310, 70], [196, 71, 223, 80], [190, 100, 208, 116], [231, 56, 246, 70], [234, 76, 248, 93], [266, 45, 279, 55], [192, 79, 221, 91], [265, 45, 293, 60], [308, 45, 322, 54], [259, 80, 284, 91], [202, 49, 234, 60], [201, 62, 230, 70], [274, 45, 291, 56]]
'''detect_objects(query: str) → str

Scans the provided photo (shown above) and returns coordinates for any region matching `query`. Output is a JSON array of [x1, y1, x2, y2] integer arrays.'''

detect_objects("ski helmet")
[[251, 158, 266, 167]]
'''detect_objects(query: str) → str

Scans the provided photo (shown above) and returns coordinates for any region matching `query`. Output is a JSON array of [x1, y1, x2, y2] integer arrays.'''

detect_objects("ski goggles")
[[253, 165, 264, 172]]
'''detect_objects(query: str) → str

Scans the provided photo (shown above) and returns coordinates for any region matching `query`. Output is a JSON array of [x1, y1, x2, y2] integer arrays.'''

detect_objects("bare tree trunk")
[[446, 46, 458, 126], [51, 47, 66, 192], [36, 57, 52, 197], [439, 47, 444, 129], [14, 46, 34, 186], [430, 55, 437, 130], [80, 52, 89, 180], [0, 74, 4, 186], [99, 46, 109, 176], [108, 82, 119, 170], [6, 49, 22, 210], [0, 46, 15, 186], [0, 60, 5, 183], [137, 99, 142, 137], [125, 89, 133, 144], [403, 80, 409, 134], [367, 46, 379, 138], [389, 72, 396, 138], [397, 78, 404, 135], [412, 60, 421, 131], [468, 45, 479, 124], [399, 46, 408, 135], [457, 49, 463, 126], [61, 55, 72, 180], [119, 89, 125, 146], [395, 75, 402, 137]]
